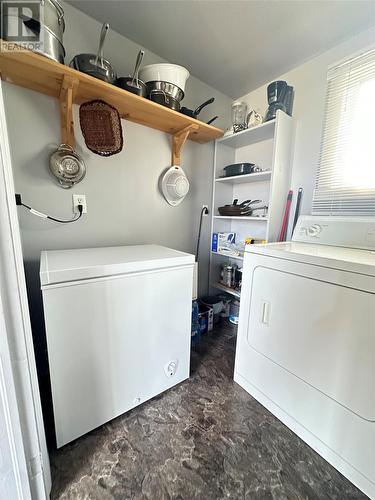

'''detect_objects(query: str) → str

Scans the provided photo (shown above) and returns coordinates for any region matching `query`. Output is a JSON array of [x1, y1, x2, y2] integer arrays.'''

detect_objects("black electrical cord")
[[195, 206, 209, 262], [45, 206, 83, 223], [15, 194, 84, 224]]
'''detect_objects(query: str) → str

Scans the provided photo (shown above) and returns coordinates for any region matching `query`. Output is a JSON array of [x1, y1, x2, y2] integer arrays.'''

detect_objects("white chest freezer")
[[40, 244, 194, 447]]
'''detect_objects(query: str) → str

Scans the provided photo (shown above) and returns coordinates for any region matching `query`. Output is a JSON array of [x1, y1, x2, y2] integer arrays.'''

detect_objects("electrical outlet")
[[202, 204, 209, 215], [73, 194, 87, 213]]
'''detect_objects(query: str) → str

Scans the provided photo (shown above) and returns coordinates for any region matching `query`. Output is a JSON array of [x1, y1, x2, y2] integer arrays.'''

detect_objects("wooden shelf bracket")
[[172, 124, 199, 165], [59, 75, 79, 147]]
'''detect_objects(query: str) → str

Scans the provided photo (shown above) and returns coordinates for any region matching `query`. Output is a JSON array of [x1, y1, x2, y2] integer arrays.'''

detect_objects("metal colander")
[[49, 144, 86, 189]]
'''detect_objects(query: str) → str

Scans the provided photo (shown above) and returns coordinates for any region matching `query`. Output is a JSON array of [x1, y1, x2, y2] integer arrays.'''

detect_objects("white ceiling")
[[69, 0, 375, 98]]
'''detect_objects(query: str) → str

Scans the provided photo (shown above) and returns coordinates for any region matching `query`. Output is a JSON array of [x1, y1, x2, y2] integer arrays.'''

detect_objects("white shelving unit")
[[213, 215, 268, 221], [217, 118, 276, 148], [211, 251, 244, 261], [212, 283, 241, 299], [209, 110, 293, 299], [215, 171, 272, 184]]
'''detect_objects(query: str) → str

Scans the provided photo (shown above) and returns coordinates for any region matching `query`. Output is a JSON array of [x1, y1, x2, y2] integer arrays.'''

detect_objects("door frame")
[[0, 289, 31, 499], [0, 78, 51, 498]]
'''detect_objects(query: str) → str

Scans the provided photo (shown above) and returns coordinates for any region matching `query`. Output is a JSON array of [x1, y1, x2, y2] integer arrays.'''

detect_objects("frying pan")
[[218, 199, 263, 216], [70, 23, 116, 84], [207, 116, 218, 125], [180, 97, 215, 118]]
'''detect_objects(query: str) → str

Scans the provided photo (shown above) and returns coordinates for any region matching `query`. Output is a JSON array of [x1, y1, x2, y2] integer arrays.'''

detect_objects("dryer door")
[[246, 265, 375, 421]]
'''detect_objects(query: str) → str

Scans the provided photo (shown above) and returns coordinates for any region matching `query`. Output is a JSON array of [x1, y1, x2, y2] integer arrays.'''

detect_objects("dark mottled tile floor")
[[50, 323, 367, 500]]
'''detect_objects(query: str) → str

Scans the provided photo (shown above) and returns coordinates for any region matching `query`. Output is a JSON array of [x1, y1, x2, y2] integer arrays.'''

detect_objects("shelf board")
[[213, 283, 241, 299], [215, 171, 271, 184], [217, 119, 276, 148], [211, 251, 244, 261], [214, 216, 268, 221], [0, 45, 223, 144]]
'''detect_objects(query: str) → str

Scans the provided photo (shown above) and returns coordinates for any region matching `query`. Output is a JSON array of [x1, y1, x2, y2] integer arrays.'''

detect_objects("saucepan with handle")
[[70, 23, 117, 84], [116, 50, 147, 96]]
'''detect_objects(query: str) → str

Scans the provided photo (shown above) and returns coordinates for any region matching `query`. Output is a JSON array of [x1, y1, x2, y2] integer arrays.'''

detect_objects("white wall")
[[2, 1, 231, 440], [3, 0, 232, 303], [236, 27, 375, 234]]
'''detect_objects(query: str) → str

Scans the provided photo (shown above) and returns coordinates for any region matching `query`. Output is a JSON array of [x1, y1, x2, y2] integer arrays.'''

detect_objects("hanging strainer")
[[49, 144, 86, 189]]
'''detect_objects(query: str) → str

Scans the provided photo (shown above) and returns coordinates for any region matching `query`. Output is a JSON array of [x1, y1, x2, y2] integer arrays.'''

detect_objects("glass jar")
[[232, 101, 248, 133]]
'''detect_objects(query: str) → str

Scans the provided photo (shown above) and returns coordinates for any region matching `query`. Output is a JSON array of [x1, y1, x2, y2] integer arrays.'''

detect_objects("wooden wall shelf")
[[0, 45, 224, 147]]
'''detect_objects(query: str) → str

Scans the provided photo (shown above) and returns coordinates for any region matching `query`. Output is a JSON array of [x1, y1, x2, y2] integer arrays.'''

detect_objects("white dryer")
[[234, 216, 375, 499]]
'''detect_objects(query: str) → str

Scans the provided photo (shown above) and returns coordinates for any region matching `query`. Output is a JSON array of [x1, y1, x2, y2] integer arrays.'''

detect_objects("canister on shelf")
[[220, 264, 237, 288]]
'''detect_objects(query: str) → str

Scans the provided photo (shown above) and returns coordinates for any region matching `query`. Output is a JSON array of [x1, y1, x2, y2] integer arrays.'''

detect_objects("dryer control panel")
[[293, 216, 375, 250]]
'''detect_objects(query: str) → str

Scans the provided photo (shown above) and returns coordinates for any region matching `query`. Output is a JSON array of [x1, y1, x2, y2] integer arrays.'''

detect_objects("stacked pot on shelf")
[[2, 0, 66, 63], [3, 3, 217, 122], [138, 64, 217, 123], [139, 64, 190, 111]]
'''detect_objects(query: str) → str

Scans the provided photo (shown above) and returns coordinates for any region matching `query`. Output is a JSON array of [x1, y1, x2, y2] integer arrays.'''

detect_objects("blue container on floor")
[[191, 300, 200, 345]]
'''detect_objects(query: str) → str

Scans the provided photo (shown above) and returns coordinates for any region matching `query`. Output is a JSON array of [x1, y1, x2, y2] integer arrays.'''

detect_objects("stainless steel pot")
[[70, 23, 116, 84], [39, 28, 65, 63], [146, 81, 184, 101], [149, 90, 180, 111], [42, 0, 65, 39], [49, 144, 86, 189], [2, 0, 65, 63]]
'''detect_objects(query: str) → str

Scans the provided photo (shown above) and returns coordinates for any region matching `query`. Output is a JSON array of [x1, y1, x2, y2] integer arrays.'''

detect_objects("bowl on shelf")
[[139, 63, 190, 93]]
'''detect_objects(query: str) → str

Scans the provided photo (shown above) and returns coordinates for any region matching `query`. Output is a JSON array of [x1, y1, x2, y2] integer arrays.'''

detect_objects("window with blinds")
[[312, 48, 375, 216]]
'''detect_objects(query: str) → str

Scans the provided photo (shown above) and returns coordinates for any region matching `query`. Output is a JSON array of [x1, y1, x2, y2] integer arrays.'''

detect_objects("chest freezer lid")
[[40, 244, 194, 286]]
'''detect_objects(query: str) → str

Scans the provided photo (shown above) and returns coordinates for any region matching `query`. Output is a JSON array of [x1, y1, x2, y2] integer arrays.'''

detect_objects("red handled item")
[[278, 190, 293, 242]]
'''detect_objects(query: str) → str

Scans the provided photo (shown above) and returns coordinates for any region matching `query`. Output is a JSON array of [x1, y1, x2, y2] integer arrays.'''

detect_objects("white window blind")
[[312, 48, 375, 216]]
